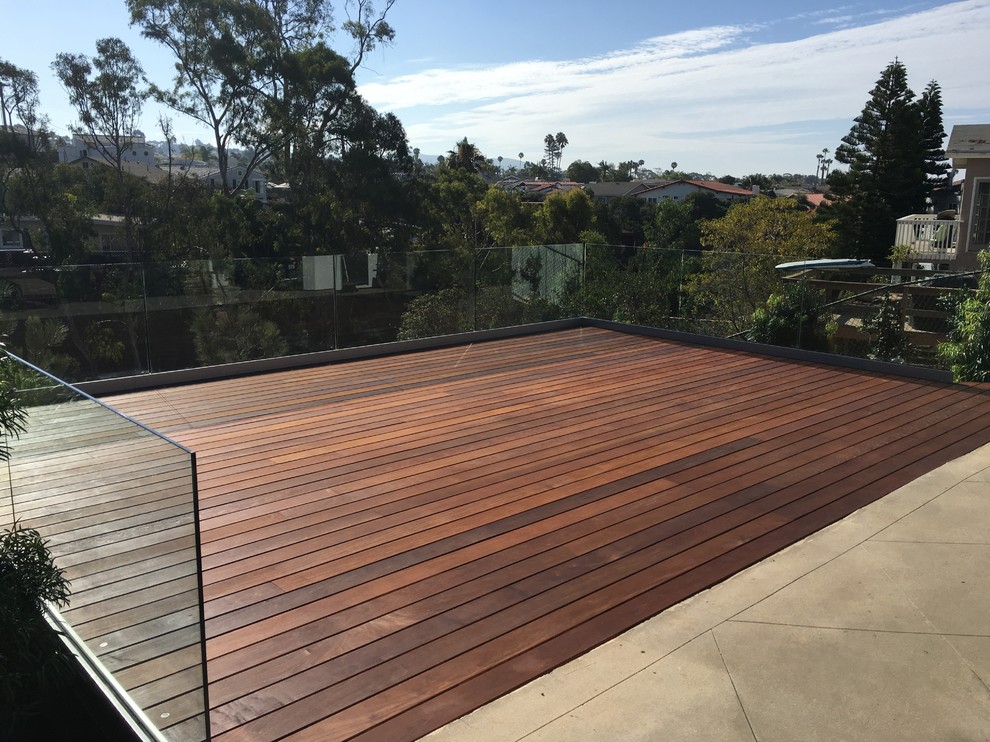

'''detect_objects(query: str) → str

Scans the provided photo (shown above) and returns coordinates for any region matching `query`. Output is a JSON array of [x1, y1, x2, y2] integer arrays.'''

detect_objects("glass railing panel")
[[473, 245, 580, 331], [141, 260, 206, 373], [328, 250, 402, 348], [3, 354, 208, 741], [2, 247, 975, 382], [1, 262, 150, 383], [351, 249, 475, 344], [474, 246, 518, 331], [144, 257, 332, 370]]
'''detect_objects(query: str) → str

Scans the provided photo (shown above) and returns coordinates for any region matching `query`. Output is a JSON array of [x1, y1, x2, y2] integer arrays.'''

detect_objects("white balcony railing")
[[894, 214, 961, 262]]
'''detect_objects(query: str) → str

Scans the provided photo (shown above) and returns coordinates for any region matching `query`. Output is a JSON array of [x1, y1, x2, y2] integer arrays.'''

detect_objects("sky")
[[5, 0, 990, 177]]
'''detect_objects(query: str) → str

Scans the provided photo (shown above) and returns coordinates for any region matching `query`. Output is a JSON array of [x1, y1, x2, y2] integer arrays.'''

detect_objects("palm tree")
[[446, 137, 488, 173], [543, 134, 557, 172], [554, 132, 568, 171]]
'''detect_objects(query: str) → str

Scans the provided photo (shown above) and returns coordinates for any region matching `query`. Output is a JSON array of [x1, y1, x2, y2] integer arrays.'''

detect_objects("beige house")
[[895, 124, 990, 269], [947, 124, 990, 268]]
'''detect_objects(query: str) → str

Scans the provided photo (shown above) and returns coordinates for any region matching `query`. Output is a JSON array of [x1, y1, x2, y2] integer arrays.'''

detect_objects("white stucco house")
[[58, 132, 158, 167]]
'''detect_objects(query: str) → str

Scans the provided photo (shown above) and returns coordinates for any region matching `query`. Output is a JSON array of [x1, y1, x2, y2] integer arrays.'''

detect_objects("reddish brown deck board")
[[100, 327, 990, 742]]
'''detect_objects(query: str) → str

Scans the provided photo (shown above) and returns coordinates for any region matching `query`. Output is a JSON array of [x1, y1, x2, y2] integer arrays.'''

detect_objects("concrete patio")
[[426, 440, 990, 741]]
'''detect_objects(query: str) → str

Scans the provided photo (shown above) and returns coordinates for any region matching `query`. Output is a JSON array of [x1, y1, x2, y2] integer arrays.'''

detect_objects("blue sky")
[[6, 0, 990, 176]]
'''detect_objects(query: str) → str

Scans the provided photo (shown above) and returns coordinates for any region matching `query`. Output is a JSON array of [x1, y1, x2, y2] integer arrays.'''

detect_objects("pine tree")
[[919, 80, 949, 189], [825, 60, 938, 262]]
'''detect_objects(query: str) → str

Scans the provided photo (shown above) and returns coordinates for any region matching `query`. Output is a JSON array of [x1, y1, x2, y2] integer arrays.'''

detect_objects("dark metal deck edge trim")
[[584, 318, 953, 383], [77, 316, 952, 395], [44, 605, 167, 742], [76, 318, 585, 395]]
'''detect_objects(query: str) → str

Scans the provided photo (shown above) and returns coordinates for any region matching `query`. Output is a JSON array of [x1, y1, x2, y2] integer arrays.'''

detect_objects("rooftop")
[[946, 123, 990, 164], [84, 324, 990, 740]]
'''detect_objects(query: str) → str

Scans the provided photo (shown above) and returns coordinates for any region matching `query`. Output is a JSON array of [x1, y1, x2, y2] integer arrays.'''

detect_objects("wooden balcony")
[[894, 214, 962, 263]]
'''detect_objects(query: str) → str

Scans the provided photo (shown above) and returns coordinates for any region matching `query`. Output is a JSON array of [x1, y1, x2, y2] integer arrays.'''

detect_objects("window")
[[132, 150, 137, 156], [254, 180, 260, 193], [971, 180, 990, 251], [143, 151, 148, 156], [99, 233, 125, 253]]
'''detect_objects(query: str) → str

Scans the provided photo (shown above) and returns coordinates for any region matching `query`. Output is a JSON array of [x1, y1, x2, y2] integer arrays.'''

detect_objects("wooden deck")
[[101, 326, 990, 741]]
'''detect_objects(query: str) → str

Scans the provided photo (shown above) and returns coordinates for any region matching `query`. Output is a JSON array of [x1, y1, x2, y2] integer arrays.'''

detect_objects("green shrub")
[[938, 250, 990, 381]]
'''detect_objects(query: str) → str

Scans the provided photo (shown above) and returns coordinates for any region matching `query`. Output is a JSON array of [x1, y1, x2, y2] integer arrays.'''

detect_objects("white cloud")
[[360, 0, 990, 175]]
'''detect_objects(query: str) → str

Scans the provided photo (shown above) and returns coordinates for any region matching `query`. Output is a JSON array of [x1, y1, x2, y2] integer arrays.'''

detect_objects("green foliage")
[[20, 317, 76, 380], [81, 322, 125, 370], [0, 355, 27, 461], [475, 187, 535, 246], [564, 247, 686, 327], [129, 0, 394, 196], [0, 523, 70, 623], [864, 290, 907, 362], [397, 278, 563, 341], [397, 287, 470, 340], [0, 522, 72, 738], [686, 196, 835, 334], [0, 59, 40, 130], [542, 132, 568, 175], [938, 251, 990, 381], [565, 160, 599, 183], [579, 229, 608, 245], [645, 192, 730, 251], [418, 167, 489, 250], [535, 189, 596, 244], [51, 38, 146, 172], [6, 164, 96, 264], [444, 138, 493, 175], [594, 196, 655, 246], [191, 304, 287, 364], [748, 283, 831, 351]]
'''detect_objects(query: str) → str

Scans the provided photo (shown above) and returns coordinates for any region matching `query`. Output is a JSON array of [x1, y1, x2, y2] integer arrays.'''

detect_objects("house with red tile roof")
[[635, 179, 757, 204]]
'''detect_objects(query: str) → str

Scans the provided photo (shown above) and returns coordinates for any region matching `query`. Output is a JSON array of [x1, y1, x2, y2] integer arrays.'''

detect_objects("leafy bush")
[[938, 250, 990, 381], [0, 523, 72, 737], [864, 290, 907, 362], [748, 283, 832, 351]]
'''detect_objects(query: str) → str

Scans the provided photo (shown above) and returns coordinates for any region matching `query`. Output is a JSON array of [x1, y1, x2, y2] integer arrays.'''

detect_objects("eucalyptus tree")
[[0, 60, 47, 231], [128, 0, 396, 192], [53, 38, 147, 258], [0, 60, 39, 131], [52, 38, 147, 181]]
